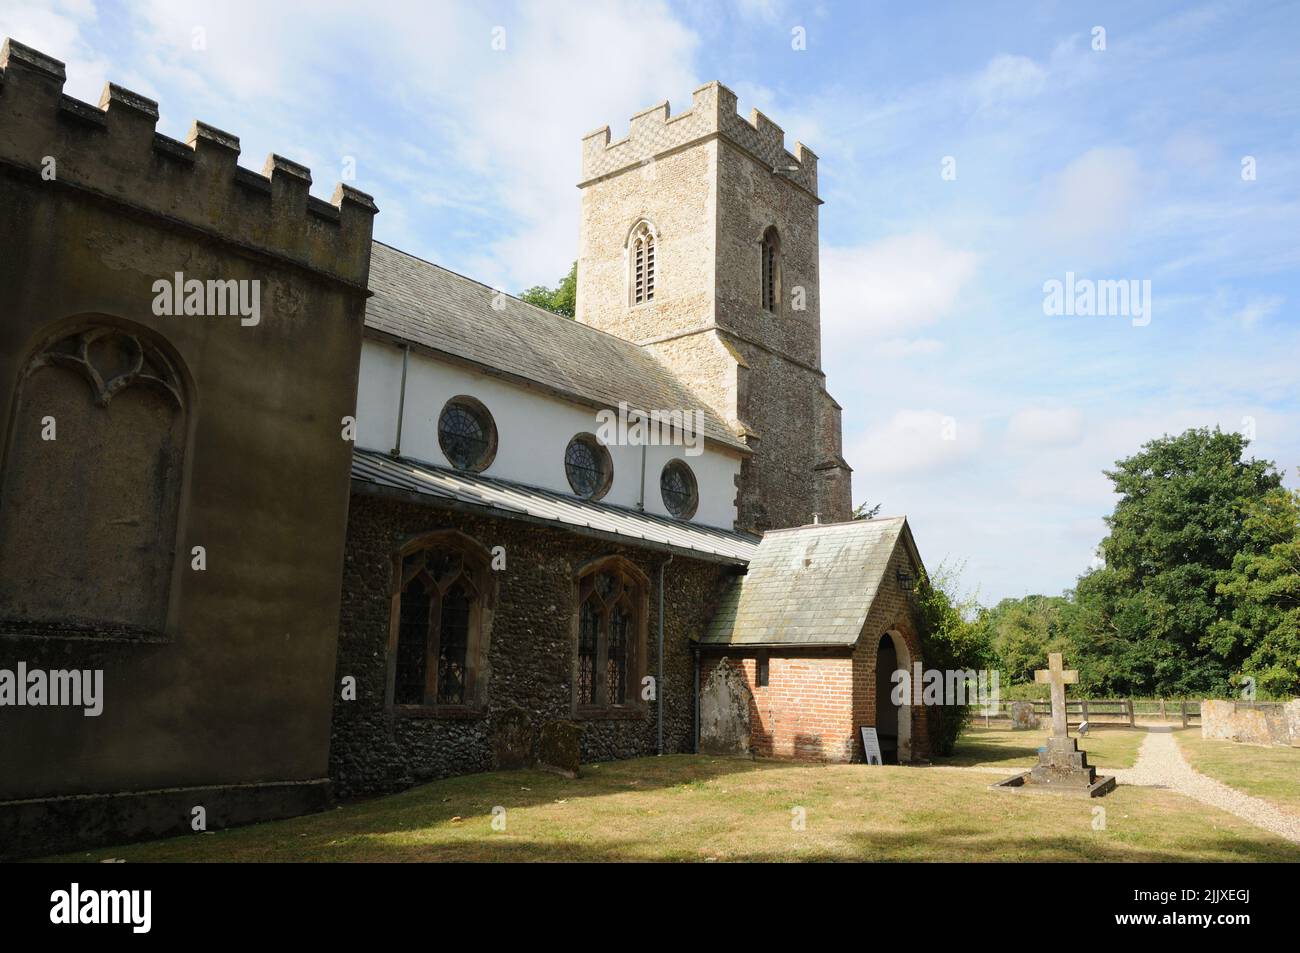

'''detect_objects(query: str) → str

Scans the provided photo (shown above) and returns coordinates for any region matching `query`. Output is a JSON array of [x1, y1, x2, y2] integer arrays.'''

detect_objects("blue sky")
[[5, 0, 1297, 603]]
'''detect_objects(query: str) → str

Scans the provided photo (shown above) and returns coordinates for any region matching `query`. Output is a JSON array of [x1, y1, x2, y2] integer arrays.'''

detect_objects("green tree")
[[1210, 486, 1300, 696], [519, 261, 577, 318], [983, 594, 1073, 685], [914, 564, 994, 755], [852, 501, 882, 520], [1071, 427, 1284, 696]]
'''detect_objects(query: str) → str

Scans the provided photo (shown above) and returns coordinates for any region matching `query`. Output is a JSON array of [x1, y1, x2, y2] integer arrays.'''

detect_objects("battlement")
[[0, 39, 377, 287], [580, 81, 818, 196]]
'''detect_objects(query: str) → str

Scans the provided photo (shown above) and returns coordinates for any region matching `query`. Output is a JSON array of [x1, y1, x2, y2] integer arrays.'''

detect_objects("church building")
[[0, 39, 928, 857]]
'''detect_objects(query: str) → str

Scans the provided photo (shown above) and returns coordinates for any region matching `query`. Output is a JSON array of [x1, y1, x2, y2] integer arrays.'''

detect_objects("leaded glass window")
[[575, 560, 645, 712], [391, 534, 493, 711], [660, 460, 698, 519], [607, 605, 629, 705], [438, 397, 497, 472], [579, 600, 599, 706], [565, 434, 611, 499], [395, 575, 431, 705], [437, 583, 470, 704]]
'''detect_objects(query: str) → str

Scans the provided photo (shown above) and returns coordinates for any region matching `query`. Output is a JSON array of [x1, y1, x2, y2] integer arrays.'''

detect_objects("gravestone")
[[492, 706, 535, 770], [699, 659, 753, 756], [992, 653, 1115, 797], [1009, 701, 1037, 730], [538, 720, 581, 779]]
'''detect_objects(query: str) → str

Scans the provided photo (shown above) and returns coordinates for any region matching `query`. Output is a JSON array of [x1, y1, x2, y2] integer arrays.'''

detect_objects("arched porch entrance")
[[874, 630, 912, 763]]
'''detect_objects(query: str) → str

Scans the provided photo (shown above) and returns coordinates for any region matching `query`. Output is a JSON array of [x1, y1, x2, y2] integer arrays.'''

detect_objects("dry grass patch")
[[38, 754, 1299, 863], [940, 723, 1145, 770]]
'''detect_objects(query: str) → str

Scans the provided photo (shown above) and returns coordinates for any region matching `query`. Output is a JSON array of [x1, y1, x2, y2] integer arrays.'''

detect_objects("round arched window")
[[437, 396, 497, 472], [660, 460, 698, 519], [565, 434, 613, 500]]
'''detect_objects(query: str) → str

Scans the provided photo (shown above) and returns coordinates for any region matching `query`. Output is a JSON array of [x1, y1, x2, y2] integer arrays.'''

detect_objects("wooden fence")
[[969, 698, 1203, 729], [1031, 698, 1134, 727]]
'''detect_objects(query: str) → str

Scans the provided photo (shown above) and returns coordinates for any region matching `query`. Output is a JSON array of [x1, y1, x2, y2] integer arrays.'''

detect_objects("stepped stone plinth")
[[991, 653, 1116, 798]]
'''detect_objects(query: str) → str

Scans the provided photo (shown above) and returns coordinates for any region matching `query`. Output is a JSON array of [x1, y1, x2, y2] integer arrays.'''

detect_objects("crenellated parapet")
[[580, 80, 818, 196], [0, 38, 377, 287]]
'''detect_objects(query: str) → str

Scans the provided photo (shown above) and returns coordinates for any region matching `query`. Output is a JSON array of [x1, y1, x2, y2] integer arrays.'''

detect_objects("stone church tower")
[[576, 81, 852, 533]]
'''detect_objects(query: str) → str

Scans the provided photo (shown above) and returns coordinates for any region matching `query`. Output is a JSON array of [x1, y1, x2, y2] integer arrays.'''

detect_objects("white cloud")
[[821, 233, 978, 341], [0, 0, 110, 101], [848, 409, 982, 477], [8, 0, 700, 291], [1231, 294, 1283, 329], [1035, 147, 1142, 258], [1006, 407, 1084, 447], [971, 53, 1046, 110]]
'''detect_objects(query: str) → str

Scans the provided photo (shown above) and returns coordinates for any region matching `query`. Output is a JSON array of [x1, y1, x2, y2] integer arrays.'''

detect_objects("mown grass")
[[37, 754, 1299, 863], [939, 723, 1145, 770], [1173, 730, 1300, 816]]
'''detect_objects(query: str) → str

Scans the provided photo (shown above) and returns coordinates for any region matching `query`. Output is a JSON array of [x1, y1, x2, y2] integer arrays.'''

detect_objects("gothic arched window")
[[575, 557, 649, 713], [761, 226, 781, 313], [628, 220, 656, 306], [390, 531, 495, 711], [0, 321, 188, 636]]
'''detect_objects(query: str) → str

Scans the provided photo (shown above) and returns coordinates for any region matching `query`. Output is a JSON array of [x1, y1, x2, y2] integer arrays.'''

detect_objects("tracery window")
[[564, 433, 613, 500], [437, 396, 497, 472], [391, 532, 494, 711], [660, 459, 698, 520], [0, 322, 187, 635], [575, 558, 648, 712]]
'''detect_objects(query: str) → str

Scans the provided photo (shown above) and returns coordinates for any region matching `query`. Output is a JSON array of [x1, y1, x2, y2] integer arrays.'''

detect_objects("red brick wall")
[[851, 541, 930, 760], [700, 653, 856, 761], [698, 535, 933, 763]]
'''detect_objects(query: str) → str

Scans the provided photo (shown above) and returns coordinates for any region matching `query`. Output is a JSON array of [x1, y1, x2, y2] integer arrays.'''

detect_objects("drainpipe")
[[635, 409, 647, 511], [692, 642, 700, 754], [390, 344, 409, 457], [657, 553, 673, 755]]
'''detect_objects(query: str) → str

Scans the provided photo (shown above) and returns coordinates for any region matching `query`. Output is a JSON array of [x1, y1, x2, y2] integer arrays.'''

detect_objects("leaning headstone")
[[992, 653, 1114, 797], [492, 707, 535, 770], [1009, 701, 1037, 730], [538, 720, 582, 779]]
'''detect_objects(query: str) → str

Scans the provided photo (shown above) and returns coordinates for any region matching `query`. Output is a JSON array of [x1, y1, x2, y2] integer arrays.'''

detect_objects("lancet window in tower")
[[630, 221, 656, 305]]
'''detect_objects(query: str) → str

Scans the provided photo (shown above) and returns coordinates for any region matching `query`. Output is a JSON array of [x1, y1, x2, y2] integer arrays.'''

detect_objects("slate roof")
[[365, 242, 745, 451], [352, 448, 759, 564], [700, 517, 916, 646]]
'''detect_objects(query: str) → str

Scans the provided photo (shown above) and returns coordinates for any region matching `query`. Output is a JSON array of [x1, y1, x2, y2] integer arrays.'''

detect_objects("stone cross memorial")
[[992, 652, 1115, 798], [1034, 652, 1078, 737]]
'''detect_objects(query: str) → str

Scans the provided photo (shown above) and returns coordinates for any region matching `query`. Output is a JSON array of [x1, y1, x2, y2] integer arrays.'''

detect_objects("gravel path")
[[1113, 727, 1300, 844]]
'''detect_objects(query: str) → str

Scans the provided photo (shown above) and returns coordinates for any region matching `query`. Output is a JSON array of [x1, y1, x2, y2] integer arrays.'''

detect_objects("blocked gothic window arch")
[[574, 555, 649, 713], [389, 530, 496, 711], [0, 319, 190, 635], [761, 226, 781, 313], [627, 220, 657, 306]]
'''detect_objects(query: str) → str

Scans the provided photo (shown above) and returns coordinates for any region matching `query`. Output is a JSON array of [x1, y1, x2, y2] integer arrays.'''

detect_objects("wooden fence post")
[[1127, 698, 1135, 728], [1159, 698, 1166, 720], [1180, 700, 1188, 729]]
